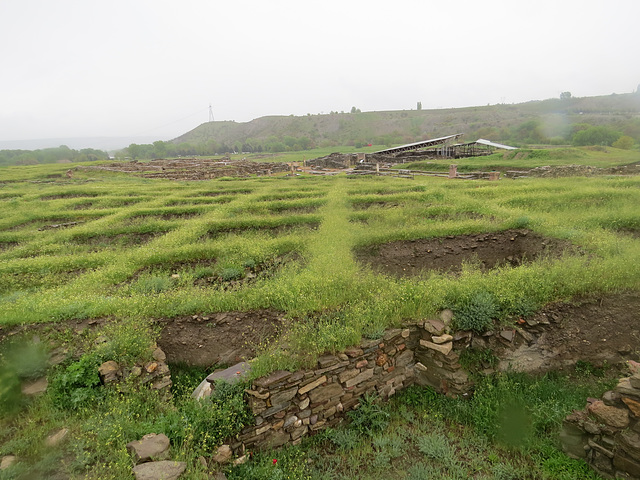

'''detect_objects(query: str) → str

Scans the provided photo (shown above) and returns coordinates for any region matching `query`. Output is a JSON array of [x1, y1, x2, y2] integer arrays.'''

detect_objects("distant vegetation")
[[119, 92, 640, 159], [0, 145, 109, 167]]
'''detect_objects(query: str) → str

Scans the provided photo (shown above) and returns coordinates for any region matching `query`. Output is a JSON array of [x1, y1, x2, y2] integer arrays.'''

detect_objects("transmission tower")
[[208, 104, 214, 122]]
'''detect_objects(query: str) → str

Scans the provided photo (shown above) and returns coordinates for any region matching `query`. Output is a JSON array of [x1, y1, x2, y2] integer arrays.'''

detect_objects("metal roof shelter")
[[475, 139, 517, 150], [373, 134, 463, 156], [451, 138, 518, 158]]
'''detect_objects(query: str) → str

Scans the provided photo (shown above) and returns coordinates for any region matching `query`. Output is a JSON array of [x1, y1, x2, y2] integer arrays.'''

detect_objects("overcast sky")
[[1, 0, 639, 147]]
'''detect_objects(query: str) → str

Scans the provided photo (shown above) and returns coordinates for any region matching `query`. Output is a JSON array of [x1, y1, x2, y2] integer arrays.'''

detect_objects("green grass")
[[0, 156, 638, 478], [227, 372, 611, 479], [401, 145, 640, 172]]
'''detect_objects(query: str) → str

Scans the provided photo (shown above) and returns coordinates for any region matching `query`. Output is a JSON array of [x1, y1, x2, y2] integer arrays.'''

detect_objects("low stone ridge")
[[97, 346, 172, 396], [561, 367, 640, 479]]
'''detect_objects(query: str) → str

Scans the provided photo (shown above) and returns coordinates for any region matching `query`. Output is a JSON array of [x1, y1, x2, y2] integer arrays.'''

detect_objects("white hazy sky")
[[1, 0, 639, 145]]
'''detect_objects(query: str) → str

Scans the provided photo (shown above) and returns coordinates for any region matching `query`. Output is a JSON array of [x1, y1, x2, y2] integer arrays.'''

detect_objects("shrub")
[[347, 393, 390, 437], [220, 267, 244, 281], [416, 432, 452, 460], [49, 354, 103, 410], [452, 291, 499, 333]]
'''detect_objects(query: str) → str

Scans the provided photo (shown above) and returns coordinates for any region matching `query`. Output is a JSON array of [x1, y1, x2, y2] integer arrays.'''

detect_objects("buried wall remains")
[[221, 318, 474, 454]]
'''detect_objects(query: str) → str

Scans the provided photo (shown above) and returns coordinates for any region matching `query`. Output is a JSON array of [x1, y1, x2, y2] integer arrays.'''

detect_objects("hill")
[[172, 92, 640, 151]]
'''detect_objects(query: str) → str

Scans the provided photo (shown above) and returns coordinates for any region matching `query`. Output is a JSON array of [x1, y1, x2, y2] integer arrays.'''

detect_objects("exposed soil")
[[40, 193, 100, 200], [70, 232, 164, 247], [204, 221, 319, 240], [499, 292, 640, 373], [80, 159, 290, 181], [351, 200, 401, 210], [355, 229, 578, 278], [156, 310, 286, 367], [0, 242, 18, 251], [505, 164, 640, 178]]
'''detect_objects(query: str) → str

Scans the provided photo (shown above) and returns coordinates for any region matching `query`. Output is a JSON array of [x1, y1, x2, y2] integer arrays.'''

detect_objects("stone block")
[[383, 329, 402, 341], [258, 431, 290, 450], [298, 408, 311, 419], [424, 319, 445, 335], [619, 431, 640, 457], [207, 362, 251, 385], [308, 382, 343, 404], [420, 339, 453, 355], [344, 347, 364, 358], [432, 334, 453, 344], [344, 368, 374, 388], [317, 355, 339, 369], [132, 461, 186, 480], [602, 390, 621, 406], [270, 386, 298, 406], [212, 444, 233, 464], [299, 375, 327, 395], [614, 454, 640, 477], [623, 396, 640, 417], [338, 369, 359, 384], [615, 378, 640, 397], [588, 401, 630, 429], [127, 433, 171, 464], [395, 350, 414, 367], [290, 425, 308, 440], [253, 370, 291, 389]]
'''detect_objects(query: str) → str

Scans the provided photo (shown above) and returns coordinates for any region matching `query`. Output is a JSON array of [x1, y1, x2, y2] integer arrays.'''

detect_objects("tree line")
[[0, 146, 109, 167]]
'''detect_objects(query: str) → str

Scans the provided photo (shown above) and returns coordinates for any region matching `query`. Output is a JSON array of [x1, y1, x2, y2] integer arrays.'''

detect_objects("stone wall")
[[227, 319, 474, 454], [561, 363, 640, 479]]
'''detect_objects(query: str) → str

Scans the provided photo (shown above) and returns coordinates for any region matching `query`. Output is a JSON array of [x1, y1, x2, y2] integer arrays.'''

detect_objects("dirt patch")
[[0, 242, 18, 251], [351, 200, 401, 210], [499, 292, 640, 373], [70, 232, 164, 248], [80, 159, 290, 181], [40, 193, 100, 200], [355, 229, 578, 278], [505, 164, 640, 178], [156, 310, 286, 367], [204, 221, 319, 240]]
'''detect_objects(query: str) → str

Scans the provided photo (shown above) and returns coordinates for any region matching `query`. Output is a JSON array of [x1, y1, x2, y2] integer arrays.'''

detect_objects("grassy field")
[[1, 156, 639, 478]]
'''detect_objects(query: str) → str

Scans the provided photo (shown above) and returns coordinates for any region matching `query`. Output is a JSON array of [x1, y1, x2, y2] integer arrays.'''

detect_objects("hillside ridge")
[[172, 92, 640, 148]]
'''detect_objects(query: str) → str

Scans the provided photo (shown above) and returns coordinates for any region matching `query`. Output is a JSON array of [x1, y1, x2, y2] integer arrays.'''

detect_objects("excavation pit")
[[157, 310, 286, 367], [355, 229, 579, 278]]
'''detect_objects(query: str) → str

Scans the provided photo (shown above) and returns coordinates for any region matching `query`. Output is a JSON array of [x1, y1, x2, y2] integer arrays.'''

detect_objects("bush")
[[49, 354, 103, 410], [452, 291, 499, 333], [347, 393, 390, 437], [220, 267, 244, 282]]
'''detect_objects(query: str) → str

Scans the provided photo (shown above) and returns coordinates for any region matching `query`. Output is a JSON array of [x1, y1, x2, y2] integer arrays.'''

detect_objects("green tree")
[[417, 101, 422, 110], [572, 126, 622, 146], [560, 91, 572, 100], [612, 135, 634, 150], [152, 140, 167, 158]]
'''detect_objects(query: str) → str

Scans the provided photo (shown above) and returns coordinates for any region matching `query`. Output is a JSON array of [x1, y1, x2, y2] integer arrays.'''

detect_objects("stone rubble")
[[560, 364, 640, 479], [126, 433, 171, 463], [97, 346, 172, 396]]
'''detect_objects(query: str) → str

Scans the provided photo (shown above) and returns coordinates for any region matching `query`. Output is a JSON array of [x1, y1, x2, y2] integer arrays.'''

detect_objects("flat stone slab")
[[127, 433, 170, 463], [132, 460, 186, 480], [206, 362, 251, 384], [21, 377, 48, 396]]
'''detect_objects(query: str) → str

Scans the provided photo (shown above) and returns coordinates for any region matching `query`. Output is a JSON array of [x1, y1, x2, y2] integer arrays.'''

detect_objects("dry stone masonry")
[[209, 318, 479, 455], [561, 361, 640, 479]]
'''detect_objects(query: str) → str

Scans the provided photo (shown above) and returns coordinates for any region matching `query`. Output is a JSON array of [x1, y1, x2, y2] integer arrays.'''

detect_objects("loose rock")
[[127, 433, 171, 464], [132, 460, 186, 480]]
